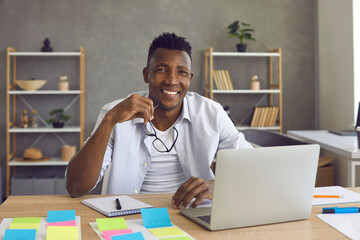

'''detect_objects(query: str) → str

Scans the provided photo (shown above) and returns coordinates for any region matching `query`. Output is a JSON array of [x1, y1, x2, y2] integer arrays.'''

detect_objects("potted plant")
[[46, 108, 70, 128], [227, 20, 255, 52]]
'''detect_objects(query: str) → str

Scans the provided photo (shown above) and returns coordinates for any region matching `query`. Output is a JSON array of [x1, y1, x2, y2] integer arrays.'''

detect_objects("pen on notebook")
[[115, 198, 122, 210], [323, 207, 360, 214], [313, 195, 344, 198]]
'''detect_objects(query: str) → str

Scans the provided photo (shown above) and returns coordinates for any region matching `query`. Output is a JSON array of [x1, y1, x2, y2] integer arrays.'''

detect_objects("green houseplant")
[[227, 20, 255, 52], [46, 108, 70, 128]]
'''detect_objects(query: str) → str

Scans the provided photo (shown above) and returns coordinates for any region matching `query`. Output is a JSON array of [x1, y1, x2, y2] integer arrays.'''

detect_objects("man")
[[66, 32, 252, 209]]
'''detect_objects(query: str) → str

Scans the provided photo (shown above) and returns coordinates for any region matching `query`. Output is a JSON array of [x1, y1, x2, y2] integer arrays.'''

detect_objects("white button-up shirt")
[[90, 91, 252, 194]]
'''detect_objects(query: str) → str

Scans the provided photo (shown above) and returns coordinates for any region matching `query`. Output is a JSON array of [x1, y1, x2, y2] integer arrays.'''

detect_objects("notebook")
[[329, 102, 360, 136], [81, 195, 154, 217], [180, 144, 320, 231]]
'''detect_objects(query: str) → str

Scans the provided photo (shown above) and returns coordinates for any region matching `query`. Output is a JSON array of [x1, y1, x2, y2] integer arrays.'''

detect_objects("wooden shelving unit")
[[5, 47, 85, 196], [204, 47, 283, 132]]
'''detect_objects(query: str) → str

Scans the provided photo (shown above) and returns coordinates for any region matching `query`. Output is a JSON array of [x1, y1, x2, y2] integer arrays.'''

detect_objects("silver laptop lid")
[[210, 144, 320, 230]]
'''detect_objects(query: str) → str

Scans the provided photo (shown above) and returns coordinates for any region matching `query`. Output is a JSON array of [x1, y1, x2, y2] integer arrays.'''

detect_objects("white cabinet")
[[5, 47, 85, 196], [204, 47, 283, 132]]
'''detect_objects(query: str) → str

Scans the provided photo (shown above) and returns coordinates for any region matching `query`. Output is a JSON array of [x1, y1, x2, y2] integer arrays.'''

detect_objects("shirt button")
[[134, 189, 138, 194], [144, 163, 148, 167]]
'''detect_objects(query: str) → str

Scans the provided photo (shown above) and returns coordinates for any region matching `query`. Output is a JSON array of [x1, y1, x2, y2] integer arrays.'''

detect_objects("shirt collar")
[[132, 92, 191, 124]]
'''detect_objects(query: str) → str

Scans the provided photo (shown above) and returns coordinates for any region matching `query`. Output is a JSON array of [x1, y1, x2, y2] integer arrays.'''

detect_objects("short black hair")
[[147, 32, 192, 67]]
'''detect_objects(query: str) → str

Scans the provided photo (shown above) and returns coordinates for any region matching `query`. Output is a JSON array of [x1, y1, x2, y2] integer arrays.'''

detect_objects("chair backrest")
[[241, 129, 306, 147], [101, 163, 112, 195]]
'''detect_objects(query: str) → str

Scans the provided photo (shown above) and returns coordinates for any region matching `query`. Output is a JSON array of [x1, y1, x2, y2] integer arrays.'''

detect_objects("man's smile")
[[161, 89, 180, 95]]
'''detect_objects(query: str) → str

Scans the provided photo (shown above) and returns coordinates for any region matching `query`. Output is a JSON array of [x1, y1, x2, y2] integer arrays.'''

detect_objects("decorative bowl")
[[15, 80, 47, 91]]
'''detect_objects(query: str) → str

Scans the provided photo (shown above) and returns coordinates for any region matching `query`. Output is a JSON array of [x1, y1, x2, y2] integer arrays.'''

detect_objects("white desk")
[[288, 130, 360, 187]]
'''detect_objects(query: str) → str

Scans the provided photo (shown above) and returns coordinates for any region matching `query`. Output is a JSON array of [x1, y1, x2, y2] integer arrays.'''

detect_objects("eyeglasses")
[[142, 121, 178, 153]]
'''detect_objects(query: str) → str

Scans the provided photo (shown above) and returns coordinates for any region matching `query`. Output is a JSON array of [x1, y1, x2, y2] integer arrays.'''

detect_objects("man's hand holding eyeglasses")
[[106, 94, 155, 125], [172, 177, 214, 209]]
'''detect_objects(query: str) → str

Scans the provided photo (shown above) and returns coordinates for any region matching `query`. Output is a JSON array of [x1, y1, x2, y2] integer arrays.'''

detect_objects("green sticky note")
[[9, 223, 40, 230], [12, 217, 41, 224], [96, 218, 127, 232], [46, 226, 79, 240], [161, 236, 192, 240], [149, 226, 186, 238]]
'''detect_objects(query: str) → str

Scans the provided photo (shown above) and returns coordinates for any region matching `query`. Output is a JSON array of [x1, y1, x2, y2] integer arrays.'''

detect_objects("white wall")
[[317, 0, 356, 129], [354, 0, 360, 121]]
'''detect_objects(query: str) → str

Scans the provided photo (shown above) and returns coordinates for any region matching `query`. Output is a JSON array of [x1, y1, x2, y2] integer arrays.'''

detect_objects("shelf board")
[[213, 89, 280, 94], [212, 52, 280, 57], [9, 157, 69, 166], [9, 90, 81, 95], [9, 52, 81, 56], [236, 125, 281, 131], [9, 126, 81, 133]]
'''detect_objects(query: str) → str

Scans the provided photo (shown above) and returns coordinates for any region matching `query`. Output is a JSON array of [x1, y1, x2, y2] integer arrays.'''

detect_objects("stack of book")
[[250, 106, 279, 127], [212, 70, 234, 90]]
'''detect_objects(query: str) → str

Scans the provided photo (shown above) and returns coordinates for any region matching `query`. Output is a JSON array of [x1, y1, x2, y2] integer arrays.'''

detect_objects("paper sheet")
[[89, 219, 195, 240], [317, 213, 360, 239], [0, 216, 81, 240], [313, 186, 360, 205]]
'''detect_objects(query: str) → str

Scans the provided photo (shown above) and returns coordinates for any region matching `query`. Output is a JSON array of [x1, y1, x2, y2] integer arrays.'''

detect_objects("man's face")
[[143, 48, 193, 112]]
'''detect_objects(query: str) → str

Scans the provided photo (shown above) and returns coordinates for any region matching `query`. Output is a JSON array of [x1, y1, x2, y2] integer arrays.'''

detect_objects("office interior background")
[[0, 0, 359, 198]]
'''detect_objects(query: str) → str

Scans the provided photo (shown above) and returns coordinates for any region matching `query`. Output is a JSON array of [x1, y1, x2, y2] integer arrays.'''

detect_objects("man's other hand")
[[172, 177, 214, 209]]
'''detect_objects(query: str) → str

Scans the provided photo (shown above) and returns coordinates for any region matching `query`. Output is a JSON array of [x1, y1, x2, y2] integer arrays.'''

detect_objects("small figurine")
[[20, 110, 29, 128], [251, 74, 260, 90], [41, 38, 53, 52], [59, 75, 69, 91], [30, 110, 39, 128]]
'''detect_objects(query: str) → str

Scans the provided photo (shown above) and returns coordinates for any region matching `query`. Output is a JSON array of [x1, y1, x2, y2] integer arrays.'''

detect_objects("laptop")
[[329, 102, 360, 136], [180, 144, 320, 231]]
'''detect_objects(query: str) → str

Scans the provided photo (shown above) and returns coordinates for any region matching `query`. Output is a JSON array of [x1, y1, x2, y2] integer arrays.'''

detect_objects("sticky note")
[[96, 218, 128, 232], [140, 208, 172, 228], [111, 232, 145, 240], [161, 236, 192, 240], [102, 229, 133, 240], [46, 226, 79, 240], [12, 217, 41, 224], [3, 229, 36, 240], [9, 223, 40, 230], [149, 226, 186, 237], [47, 220, 77, 227], [47, 210, 75, 223]]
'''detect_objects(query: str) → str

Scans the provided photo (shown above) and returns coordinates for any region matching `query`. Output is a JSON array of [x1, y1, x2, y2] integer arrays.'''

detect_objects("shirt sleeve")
[[217, 107, 253, 150]]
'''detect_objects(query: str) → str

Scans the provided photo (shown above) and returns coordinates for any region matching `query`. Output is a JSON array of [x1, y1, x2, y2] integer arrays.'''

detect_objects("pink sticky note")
[[102, 229, 134, 240], [47, 220, 77, 227]]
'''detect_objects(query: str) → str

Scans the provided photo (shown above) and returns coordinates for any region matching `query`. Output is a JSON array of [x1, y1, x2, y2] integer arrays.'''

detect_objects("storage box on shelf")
[[5, 47, 85, 196], [204, 47, 283, 132]]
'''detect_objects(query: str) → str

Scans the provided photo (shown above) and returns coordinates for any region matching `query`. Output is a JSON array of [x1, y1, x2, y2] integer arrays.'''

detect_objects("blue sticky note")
[[47, 210, 76, 223], [140, 208, 172, 228], [111, 232, 145, 240], [3, 229, 36, 240]]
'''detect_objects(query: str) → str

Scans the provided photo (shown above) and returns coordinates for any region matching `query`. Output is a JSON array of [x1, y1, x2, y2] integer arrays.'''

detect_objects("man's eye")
[[156, 68, 166, 72], [179, 71, 189, 76]]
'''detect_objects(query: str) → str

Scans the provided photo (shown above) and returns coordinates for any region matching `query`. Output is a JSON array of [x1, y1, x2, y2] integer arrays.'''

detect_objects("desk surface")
[[1, 191, 360, 240], [288, 130, 360, 158]]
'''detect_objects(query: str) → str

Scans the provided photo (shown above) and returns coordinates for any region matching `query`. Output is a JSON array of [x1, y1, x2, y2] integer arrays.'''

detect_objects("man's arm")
[[66, 94, 155, 197]]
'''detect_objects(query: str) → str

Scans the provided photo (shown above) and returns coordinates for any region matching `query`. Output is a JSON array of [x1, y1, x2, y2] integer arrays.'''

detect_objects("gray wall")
[[0, 0, 316, 194]]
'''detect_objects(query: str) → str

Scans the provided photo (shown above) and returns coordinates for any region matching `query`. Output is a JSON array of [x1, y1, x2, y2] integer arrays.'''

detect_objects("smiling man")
[[66, 33, 252, 208]]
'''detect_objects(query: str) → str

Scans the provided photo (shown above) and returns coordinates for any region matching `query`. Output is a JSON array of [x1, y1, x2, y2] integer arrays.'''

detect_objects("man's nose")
[[167, 70, 178, 84]]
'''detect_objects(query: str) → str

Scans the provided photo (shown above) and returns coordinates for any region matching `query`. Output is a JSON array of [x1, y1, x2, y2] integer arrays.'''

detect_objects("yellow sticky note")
[[46, 226, 79, 240], [96, 218, 127, 232], [9, 223, 40, 230], [149, 226, 186, 238]]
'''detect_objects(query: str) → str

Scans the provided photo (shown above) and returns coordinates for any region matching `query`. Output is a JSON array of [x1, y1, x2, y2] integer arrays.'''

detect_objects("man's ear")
[[143, 67, 149, 83]]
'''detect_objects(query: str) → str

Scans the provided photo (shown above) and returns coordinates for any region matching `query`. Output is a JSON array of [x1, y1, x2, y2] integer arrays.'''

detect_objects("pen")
[[313, 195, 344, 198], [116, 198, 122, 210], [323, 207, 360, 214]]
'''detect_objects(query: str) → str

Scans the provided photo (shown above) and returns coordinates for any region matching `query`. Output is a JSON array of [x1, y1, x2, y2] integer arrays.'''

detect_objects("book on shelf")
[[212, 69, 234, 90], [250, 106, 279, 127]]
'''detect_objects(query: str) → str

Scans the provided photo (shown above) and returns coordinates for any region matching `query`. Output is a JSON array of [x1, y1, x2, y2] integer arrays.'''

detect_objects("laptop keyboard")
[[197, 215, 211, 224]]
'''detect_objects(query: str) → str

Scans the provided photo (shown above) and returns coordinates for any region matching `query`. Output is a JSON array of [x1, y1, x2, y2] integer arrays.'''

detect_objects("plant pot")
[[236, 43, 247, 52], [52, 122, 64, 128]]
